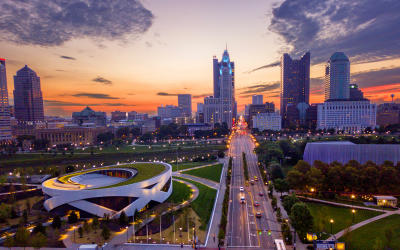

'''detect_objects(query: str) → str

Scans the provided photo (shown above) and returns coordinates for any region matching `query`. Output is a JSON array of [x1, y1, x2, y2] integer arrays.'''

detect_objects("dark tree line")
[[287, 160, 400, 195]]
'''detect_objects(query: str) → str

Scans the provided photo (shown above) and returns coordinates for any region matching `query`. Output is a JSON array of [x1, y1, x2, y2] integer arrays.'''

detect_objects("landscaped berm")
[[42, 162, 172, 218]]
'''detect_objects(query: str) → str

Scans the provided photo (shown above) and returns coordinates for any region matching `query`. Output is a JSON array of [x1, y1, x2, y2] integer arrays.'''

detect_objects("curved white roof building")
[[42, 162, 172, 218]]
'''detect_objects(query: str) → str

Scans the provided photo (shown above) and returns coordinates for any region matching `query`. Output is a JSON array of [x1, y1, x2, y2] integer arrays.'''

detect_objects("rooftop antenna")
[[225, 42, 227, 51], [391, 94, 395, 103]]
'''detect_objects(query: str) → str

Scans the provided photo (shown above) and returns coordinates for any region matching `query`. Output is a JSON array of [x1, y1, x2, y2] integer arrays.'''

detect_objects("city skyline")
[[0, 0, 399, 117]]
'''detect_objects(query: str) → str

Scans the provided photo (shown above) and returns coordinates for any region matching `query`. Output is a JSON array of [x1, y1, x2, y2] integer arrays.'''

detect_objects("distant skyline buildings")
[[252, 95, 263, 105], [178, 94, 192, 117], [280, 52, 310, 127], [0, 58, 11, 141], [325, 52, 350, 100], [13, 65, 44, 122]]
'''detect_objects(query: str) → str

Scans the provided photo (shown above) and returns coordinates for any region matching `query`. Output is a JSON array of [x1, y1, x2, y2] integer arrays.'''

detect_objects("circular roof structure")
[[42, 162, 172, 218]]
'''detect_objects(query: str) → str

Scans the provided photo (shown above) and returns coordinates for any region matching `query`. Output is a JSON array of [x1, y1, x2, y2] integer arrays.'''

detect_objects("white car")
[[240, 186, 244, 192], [240, 196, 245, 204]]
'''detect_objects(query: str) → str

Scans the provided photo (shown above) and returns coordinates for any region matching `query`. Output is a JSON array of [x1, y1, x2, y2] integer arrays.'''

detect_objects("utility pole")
[[160, 214, 162, 243]]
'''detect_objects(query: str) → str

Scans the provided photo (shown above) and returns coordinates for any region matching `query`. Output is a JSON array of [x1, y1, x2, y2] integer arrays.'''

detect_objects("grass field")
[[166, 180, 192, 204], [306, 202, 382, 238], [172, 161, 217, 172], [183, 164, 223, 182], [174, 177, 217, 230], [339, 214, 400, 250]]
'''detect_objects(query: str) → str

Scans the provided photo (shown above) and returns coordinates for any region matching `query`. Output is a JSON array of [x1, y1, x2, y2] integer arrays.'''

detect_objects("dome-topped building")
[[325, 52, 351, 100]]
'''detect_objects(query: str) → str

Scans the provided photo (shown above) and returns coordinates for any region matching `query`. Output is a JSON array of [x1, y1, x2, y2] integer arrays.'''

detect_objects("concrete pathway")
[[205, 157, 227, 248], [175, 162, 220, 173], [327, 210, 400, 240], [299, 196, 386, 212], [173, 173, 219, 190]]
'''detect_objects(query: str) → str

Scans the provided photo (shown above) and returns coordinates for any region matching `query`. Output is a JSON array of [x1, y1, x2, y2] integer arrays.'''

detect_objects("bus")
[[274, 239, 286, 250]]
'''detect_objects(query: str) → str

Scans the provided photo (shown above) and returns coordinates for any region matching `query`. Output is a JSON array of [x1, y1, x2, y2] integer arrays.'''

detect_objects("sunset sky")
[[1, 0, 400, 117]]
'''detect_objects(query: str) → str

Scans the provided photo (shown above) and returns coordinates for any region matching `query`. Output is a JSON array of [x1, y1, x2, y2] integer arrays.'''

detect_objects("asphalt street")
[[226, 130, 282, 249]]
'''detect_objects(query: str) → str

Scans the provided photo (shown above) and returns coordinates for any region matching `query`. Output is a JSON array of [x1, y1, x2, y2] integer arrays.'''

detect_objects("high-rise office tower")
[[13, 65, 44, 122], [252, 95, 263, 105], [324, 52, 350, 100], [349, 84, 365, 100], [0, 58, 11, 141], [178, 94, 192, 117], [280, 52, 310, 127]]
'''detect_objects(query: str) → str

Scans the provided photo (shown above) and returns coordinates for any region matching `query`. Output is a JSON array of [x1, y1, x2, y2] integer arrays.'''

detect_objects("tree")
[[68, 211, 78, 224], [274, 178, 289, 197], [290, 202, 313, 240], [22, 210, 28, 225], [15, 226, 30, 248], [33, 222, 46, 235], [116, 127, 130, 139], [65, 165, 75, 174], [31, 232, 47, 249], [92, 217, 99, 232], [119, 211, 128, 226], [4, 236, 14, 249], [78, 227, 83, 238], [270, 163, 284, 180], [52, 215, 62, 229], [0, 202, 10, 222], [101, 226, 111, 241], [83, 220, 90, 234], [286, 170, 305, 190], [271, 197, 277, 211]]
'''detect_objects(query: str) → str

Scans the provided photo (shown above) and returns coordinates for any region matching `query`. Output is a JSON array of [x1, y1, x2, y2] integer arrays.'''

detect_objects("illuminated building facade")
[[0, 58, 11, 141]]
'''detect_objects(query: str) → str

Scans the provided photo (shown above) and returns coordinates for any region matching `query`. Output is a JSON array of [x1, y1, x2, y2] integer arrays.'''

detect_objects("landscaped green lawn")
[[183, 164, 223, 182], [174, 177, 217, 230], [306, 202, 382, 238], [172, 161, 217, 172], [339, 214, 400, 250], [166, 180, 192, 204]]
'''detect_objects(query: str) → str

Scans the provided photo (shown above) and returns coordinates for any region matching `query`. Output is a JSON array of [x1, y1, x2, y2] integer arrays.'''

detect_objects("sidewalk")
[[299, 196, 386, 212], [205, 157, 227, 248], [173, 173, 219, 190]]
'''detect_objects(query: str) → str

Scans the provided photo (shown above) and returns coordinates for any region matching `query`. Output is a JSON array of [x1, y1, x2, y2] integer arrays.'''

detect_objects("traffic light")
[[257, 230, 262, 235], [268, 230, 272, 236]]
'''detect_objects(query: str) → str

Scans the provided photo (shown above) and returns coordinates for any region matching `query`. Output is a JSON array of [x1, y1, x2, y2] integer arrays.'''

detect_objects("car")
[[254, 201, 260, 207], [259, 192, 264, 196], [254, 176, 258, 181], [240, 196, 245, 204], [240, 186, 244, 192], [250, 180, 254, 185], [256, 212, 262, 218]]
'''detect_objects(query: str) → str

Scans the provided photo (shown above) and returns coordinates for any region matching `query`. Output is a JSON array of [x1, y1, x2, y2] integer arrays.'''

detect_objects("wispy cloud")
[[0, 0, 154, 46], [92, 76, 112, 85], [246, 61, 280, 73], [60, 55, 76, 60], [157, 92, 178, 96], [240, 82, 280, 95], [45, 100, 131, 107], [72, 93, 119, 99]]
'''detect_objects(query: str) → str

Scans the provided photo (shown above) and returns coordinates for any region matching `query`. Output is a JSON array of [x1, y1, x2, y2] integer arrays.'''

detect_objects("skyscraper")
[[178, 94, 192, 117], [205, 49, 236, 128], [252, 95, 263, 105], [0, 58, 11, 141], [324, 52, 350, 100], [280, 52, 310, 127], [13, 65, 44, 122]]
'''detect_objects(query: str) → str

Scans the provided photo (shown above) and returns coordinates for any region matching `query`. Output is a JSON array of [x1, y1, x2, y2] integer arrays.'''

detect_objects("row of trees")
[[287, 160, 400, 195], [242, 152, 249, 181]]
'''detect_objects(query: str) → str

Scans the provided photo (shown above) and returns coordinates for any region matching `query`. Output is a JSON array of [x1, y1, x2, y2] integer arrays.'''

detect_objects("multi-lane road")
[[226, 130, 282, 249]]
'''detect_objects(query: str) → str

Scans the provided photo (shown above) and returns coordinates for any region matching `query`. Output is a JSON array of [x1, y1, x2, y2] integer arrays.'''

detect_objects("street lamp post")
[[73, 226, 76, 243], [352, 209, 356, 224], [330, 219, 334, 234], [126, 226, 128, 242]]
